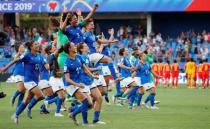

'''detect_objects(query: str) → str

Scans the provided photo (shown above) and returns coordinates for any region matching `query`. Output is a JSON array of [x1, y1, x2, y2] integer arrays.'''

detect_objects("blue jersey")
[[65, 23, 84, 44], [20, 52, 45, 84], [83, 31, 98, 53], [136, 63, 151, 84], [119, 57, 132, 78], [63, 55, 85, 86], [49, 53, 55, 77], [80, 54, 94, 85], [39, 55, 49, 80], [13, 54, 24, 76], [101, 45, 111, 57]]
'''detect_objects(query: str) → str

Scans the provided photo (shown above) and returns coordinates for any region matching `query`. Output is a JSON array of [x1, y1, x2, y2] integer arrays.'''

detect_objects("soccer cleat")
[[44, 100, 49, 110], [154, 100, 160, 105], [93, 120, 106, 125], [60, 107, 67, 112], [69, 113, 79, 126], [11, 114, 19, 124], [40, 110, 50, 114], [150, 106, 159, 110], [128, 106, 133, 109], [54, 113, 64, 117], [104, 96, 110, 104], [61, 104, 67, 112], [26, 109, 32, 119], [141, 102, 149, 109]]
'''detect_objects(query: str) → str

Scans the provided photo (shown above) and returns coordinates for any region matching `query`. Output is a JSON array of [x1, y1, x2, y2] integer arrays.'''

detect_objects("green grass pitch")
[[0, 82, 210, 129]]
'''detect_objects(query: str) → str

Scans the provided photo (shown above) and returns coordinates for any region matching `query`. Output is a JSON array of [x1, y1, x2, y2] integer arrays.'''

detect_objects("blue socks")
[[150, 93, 155, 107], [12, 90, 21, 104], [136, 93, 142, 106], [72, 99, 89, 124], [45, 95, 55, 101], [47, 96, 58, 104], [144, 93, 156, 107], [81, 99, 89, 124], [56, 98, 63, 113], [17, 93, 24, 107], [115, 82, 122, 97], [127, 86, 139, 107], [28, 98, 38, 110], [108, 63, 117, 80], [16, 102, 26, 116], [28, 97, 44, 110], [93, 111, 100, 122]]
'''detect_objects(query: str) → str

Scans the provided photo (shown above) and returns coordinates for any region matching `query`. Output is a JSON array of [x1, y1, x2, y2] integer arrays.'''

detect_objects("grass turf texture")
[[0, 82, 210, 129]]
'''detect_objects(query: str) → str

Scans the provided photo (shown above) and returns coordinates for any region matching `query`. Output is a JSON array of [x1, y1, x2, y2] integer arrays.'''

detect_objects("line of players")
[[0, 4, 160, 126], [151, 59, 209, 89]]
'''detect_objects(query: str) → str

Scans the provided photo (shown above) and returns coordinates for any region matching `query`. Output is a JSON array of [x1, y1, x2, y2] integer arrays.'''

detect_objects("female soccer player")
[[0, 44, 26, 107], [7, 41, 46, 124], [62, 4, 98, 44], [63, 42, 97, 125], [118, 48, 140, 109], [44, 44, 66, 117], [171, 59, 179, 88], [77, 42, 106, 124], [164, 60, 171, 88], [137, 52, 161, 109]]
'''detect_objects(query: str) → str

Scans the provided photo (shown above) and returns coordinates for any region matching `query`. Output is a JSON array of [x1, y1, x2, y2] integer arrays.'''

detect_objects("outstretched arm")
[[0, 57, 19, 73], [83, 4, 98, 21]]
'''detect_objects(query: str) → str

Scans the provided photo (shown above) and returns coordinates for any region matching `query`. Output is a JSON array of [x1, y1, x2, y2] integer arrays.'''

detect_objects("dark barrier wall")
[[152, 12, 210, 38]]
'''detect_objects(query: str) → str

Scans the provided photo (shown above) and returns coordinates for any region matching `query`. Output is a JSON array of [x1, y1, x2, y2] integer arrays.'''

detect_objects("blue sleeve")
[[83, 32, 89, 41], [40, 55, 46, 66], [78, 55, 85, 65], [64, 59, 69, 74], [19, 53, 29, 62], [49, 54, 55, 65], [64, 25, 70, 36], [148, 64, 152, 72]]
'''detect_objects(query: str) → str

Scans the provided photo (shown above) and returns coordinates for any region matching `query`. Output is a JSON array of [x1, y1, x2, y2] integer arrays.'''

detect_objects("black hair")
[[119, 48, 125, 56], [14, 43, 21, 53], [45, 45, 52, 55], [24, 40, 35, 51], [50, 17, 60, 28], [174, 59, 177, 63], [77, 42, 85, 55], [190, 58, 194, 62], [154, 60, 157, 63], [85, 18, 94, 27], [63, 42, 71, 54], [199, 60, 203, 64]]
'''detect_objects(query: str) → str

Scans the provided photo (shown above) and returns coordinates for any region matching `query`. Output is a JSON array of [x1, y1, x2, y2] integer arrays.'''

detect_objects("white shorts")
[[49, 77, 64, 93], [143, 83, 155, 91], [80, 86, 90, 94], [88, 53, 104, 65], [94, 75, 106, 87], [120, 77, 135, 88], [38, 80, 51, 90], [89, 82, 97, 89], [134, 77, 142, 87], [24, 81, 37, 91], [65, 85, 79, 96], [14, 75, 24, 83], [102, 66, 111, 76]]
